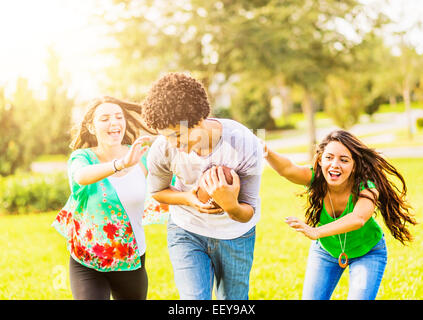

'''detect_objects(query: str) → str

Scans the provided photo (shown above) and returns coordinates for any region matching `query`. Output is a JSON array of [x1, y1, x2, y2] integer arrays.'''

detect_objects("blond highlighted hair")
[[70, 96, 156, 150]]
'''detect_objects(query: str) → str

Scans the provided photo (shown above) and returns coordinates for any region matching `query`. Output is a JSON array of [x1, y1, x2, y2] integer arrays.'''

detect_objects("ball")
[[197, 166, 234, 208]]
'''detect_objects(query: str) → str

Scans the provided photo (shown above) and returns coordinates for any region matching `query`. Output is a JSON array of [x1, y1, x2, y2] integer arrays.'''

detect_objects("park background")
[[0, 0, 422, 299]]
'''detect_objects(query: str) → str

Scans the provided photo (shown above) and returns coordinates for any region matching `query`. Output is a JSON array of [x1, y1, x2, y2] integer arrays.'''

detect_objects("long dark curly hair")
[[305, 129, 416, 244], [70, 96, 156, 150]]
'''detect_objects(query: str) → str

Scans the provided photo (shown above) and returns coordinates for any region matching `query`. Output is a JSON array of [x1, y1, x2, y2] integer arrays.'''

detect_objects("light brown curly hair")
[[70, 96, 156, 150], [141, 72, 210, 130]]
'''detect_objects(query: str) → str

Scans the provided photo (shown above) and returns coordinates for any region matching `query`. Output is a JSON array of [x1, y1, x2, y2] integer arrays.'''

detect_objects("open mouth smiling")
[[328, 170, 341, 178], [108, 129, 121, 136]]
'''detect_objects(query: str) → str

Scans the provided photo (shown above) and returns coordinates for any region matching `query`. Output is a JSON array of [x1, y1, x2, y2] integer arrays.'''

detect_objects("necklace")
[[327, 191, 348, 268]]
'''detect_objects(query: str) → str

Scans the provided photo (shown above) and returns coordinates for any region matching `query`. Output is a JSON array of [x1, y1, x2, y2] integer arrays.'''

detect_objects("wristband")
[[112, 159, 121, 173]]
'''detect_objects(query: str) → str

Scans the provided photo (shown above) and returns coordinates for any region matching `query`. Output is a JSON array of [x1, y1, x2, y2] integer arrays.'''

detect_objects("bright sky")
[[0, 0, 422, 101], [364, 0, 423, 53], [0, 0, 115, 100]]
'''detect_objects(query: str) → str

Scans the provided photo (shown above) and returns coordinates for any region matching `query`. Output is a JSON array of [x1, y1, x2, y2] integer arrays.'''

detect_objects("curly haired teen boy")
[[142, 72, 263, 300]]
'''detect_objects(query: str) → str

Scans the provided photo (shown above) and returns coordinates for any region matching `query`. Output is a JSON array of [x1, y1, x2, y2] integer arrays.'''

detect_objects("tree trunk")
[[302, 91, 316, 161], [403, 82, 414, 140], [389, 95, 397, 108]]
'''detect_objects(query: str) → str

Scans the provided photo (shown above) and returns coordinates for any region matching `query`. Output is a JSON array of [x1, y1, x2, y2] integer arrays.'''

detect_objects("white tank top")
[[108, 164, 147, 256]]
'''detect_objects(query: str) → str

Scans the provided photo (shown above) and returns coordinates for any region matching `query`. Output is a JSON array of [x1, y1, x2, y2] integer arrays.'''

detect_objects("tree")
[[211, 0, 383, 159], [40, 47, 74, 155], [230, 74, 276, 130], [98, 0, 390, 159], [0, 47, 74, 176], [0, 78, 41, 175], [395, 42, 423, 139], [325, 33, 390, 127], [0, 88, 22, 176]]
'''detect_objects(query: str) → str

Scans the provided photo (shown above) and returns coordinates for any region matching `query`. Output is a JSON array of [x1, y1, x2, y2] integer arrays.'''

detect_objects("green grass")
[[1, 158, 422, 299], [0, 213, 72, 299], [0, 211, 178, 300], [378, 102, 423, 113]]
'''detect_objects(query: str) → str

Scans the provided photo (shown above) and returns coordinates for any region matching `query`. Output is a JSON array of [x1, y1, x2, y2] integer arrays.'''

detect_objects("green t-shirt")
[[310, 169, 383, 258]]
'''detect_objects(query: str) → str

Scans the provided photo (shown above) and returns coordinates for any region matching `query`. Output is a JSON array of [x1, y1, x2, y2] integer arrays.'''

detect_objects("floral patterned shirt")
[[52, 148, 144, 272]]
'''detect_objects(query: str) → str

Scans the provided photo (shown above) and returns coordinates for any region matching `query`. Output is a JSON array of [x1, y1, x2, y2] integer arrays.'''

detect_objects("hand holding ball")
[[197, 166, 234, 208]]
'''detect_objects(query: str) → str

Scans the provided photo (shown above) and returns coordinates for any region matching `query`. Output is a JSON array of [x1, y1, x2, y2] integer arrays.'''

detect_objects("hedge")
[[0, 172, 69, 215]]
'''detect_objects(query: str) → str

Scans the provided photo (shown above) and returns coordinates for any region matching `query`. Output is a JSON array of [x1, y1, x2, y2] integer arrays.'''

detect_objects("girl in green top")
[[53, 96, 156, 300], [264, 129, 416, 300]]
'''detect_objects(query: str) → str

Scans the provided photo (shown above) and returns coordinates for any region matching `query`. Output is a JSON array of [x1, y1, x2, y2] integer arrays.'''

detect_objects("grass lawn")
[[0, 158, 422, 300]]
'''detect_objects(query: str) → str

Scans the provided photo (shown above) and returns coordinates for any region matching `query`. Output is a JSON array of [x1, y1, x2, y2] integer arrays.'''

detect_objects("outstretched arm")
[[265, 145, 313, 186], [285, 188, 379, 239], [74, 136, 151, 185]]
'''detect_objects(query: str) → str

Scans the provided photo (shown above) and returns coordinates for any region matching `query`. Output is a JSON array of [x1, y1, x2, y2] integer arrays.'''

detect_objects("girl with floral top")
[[52, 96, 156, 300], [263, 129, 416, 300]]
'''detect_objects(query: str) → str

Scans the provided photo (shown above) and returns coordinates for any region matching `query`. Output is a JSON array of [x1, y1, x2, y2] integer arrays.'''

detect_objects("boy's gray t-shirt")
[[147, 118, 263, 239]]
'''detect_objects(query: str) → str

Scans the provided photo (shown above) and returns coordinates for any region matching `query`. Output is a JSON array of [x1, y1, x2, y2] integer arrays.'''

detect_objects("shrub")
[[416, 117, 423, 130], [231, 88, 276, 130], [0, 172, 69, 215]]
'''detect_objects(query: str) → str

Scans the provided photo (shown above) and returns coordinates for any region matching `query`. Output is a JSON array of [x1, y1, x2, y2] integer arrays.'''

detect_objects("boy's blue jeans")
[[167, 218, 256, 300], [302, 236, 387, 300]]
